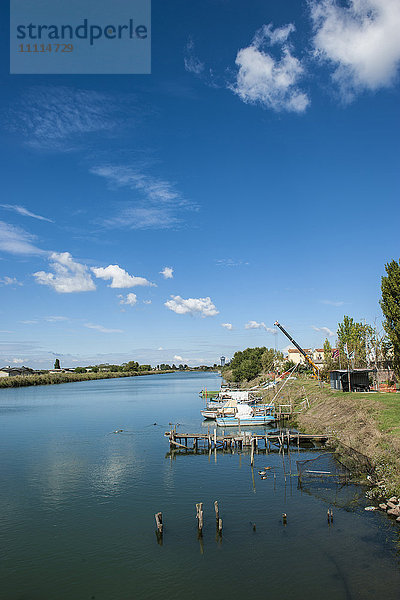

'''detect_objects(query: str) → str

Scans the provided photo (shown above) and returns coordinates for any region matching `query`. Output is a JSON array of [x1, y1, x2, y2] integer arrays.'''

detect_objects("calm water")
[[0, 372, 399, 600]]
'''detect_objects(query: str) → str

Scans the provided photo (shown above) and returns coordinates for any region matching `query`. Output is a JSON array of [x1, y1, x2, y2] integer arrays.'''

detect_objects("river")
[[0, 372, 399, 599]]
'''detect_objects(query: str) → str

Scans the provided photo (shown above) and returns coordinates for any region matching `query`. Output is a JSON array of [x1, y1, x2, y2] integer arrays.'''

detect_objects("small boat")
[[216, 403, 275, 427], [201, 399, 238, 420]]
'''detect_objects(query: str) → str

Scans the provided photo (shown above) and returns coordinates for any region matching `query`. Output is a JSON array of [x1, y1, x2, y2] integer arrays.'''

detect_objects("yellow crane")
[[274, 321, 320, 379]]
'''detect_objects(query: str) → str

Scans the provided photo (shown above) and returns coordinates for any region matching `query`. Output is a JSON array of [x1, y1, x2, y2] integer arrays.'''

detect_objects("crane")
[[274, 321, 320, 379]]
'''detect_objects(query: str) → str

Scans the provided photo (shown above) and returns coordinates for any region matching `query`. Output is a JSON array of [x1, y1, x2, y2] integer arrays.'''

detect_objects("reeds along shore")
[[0, 370, 172, 389]]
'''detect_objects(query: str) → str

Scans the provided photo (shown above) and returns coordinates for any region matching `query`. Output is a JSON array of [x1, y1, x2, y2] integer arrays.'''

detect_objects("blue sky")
[[1, 0, 399, 368]]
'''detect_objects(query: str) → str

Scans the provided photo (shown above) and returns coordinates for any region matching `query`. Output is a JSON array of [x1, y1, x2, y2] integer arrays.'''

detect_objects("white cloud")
[[84, 323, 123, 333], [1, 204, 53, 222], [11, 87, 128, 151], [310, 0, 400, 100], [12, 358, 24, 364], [221, 323, 233, 330], [158, 347, 163, 351], [174, 355, 184, 362], [91, 265, 154, 288], [91, 166, 185, 204], [118, 293, 138, 306], [184, 38, 205, 74], [34, 252, 96, 293], [165, 295, 219, 317], [231, 23, 309, 112], [215, 258, 249, 267], [312, 325, 336, 337], [0, 221, 44, 256], [45, 316, 68, 322], [321, 299, 345, 307], [245, 320, 277, 333], [91, 166, 196, 231], [0, 276, 22, 286], [160, 266, 174, 279]]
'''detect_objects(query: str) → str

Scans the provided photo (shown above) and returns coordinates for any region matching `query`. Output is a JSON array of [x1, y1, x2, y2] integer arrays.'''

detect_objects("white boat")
[[216, 403, 275, 427], [201, 399, 238, 420]]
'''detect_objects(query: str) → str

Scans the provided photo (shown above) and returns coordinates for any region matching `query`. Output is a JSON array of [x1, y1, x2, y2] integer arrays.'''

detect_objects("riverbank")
[[266, 377, 400, 496], [0, 369, 175, 389]]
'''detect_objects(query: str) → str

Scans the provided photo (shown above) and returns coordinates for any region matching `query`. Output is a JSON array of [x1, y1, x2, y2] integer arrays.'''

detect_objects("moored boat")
[[216, 403, 275, 427]]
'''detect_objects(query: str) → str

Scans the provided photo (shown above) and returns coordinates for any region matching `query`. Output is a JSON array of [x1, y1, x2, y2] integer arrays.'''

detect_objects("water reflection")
[[0, 373, 400, 600]]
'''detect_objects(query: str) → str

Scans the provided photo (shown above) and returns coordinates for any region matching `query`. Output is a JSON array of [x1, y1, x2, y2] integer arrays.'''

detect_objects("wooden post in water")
[[196, 502, 204, 533], [218, 518, 223, 533], [155, 512, 163, 533], [250, 438, 255, 466], [214, 500, 219, 522], [213, 428, 217, 448]]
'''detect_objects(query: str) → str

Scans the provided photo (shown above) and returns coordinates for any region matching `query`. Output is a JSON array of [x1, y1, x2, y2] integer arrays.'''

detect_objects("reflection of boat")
[[216, 403, 275, 427]]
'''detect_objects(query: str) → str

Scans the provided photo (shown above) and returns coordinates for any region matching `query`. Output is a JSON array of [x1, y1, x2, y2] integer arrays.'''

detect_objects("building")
[[220, 356, 226, 367], [287, 347, 337, 367], [330, 369, 372, 392], [0, 366, 34, 377], [287, 348, 313, 365]]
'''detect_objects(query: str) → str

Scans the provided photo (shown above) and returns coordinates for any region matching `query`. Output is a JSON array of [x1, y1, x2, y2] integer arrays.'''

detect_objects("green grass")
[[376, 396, 400, 435], [0, 370, 163, 389]]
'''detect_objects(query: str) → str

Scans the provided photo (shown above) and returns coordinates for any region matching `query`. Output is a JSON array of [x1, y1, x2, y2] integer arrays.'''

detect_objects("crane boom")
[[274, 321, 320, 378]]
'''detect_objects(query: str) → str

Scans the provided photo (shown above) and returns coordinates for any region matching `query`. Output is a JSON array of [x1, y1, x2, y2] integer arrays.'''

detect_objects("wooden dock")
[[165, 425, 330, 453]]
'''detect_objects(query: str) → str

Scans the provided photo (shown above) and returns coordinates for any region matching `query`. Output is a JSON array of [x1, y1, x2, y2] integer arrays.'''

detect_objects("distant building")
[[220, 356, 226, 367], [287, 347, 337, 366], [0, 366, 34, 377], [287, 348, 313, 365]]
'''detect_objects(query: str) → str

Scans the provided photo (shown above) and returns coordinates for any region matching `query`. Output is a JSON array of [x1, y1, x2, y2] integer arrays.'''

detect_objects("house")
[[0, 366, 34, 377], [287, 348, 313, 365], [287, 347, 337, 366]]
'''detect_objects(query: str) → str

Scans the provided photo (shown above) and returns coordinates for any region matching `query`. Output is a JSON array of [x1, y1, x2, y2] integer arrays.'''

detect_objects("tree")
[[124, 361, 139, 372], [74, 367, 86, 373], [283, 359, 296, 372], [230, 347, 267, 381], [54, 358, 60, 370], [320, 339, 339, 381], [380, 259, 400, 378], [337, 315, 372, 368], [261, 348, 284, 373]]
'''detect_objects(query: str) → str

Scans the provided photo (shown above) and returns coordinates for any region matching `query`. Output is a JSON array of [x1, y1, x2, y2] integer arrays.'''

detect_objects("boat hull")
[[216, 415, 275, 427]]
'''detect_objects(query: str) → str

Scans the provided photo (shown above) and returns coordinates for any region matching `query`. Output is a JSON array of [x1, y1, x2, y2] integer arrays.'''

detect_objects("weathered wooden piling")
[[218, 518, 223, 533], [196, 502, 204, 533], [155, 512, 163, 533], [214, 500, 219, 521], [250, 438, 255, 466]]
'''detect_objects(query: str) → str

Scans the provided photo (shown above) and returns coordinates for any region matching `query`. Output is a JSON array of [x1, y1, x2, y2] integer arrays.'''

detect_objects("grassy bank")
[[0, 370, 174, 389], [259, 376, 400, 495], [229, 373, 400, 494]]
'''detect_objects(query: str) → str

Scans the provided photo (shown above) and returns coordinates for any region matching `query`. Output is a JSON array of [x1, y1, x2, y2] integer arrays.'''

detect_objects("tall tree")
[[54, 358, 60, 370], [321, 339, 339, 381], [336, 316, 372, 367], [380, 259, 400, 378]]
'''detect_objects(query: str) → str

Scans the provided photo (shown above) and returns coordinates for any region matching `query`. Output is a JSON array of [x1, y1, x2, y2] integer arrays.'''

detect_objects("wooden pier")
[[165, 425, 330, 453]]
